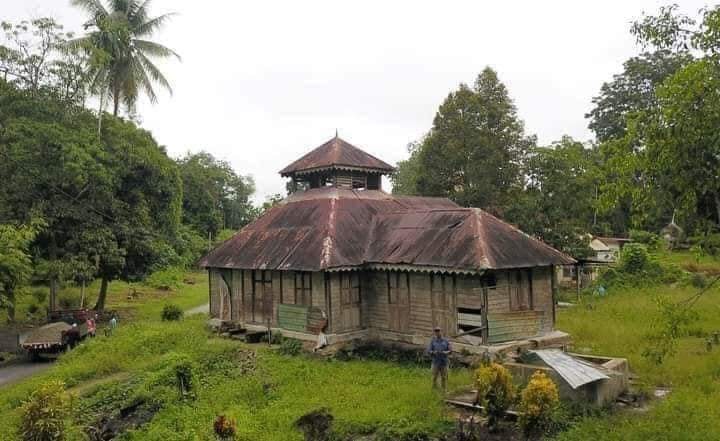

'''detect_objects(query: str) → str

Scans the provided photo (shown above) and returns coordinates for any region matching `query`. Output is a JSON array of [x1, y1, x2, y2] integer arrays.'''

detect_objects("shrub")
[[146, 266, 184, 291], [161, 304, 184, 321], [295, 408, 334, 441], [26, 303, 40, 315], [279, 337, 303, 356], [619, 243, 650, 273], [19, 380, 72, 441], [691, 272, 708, 288], [518, 371, 560, 439], [629, 230, 662, 250], [31, 288, 47, 304], [213, 415, 237, 440], [688, 233, 720, 257], [474, 363, 515, 431], [57, 292, 81, 310]]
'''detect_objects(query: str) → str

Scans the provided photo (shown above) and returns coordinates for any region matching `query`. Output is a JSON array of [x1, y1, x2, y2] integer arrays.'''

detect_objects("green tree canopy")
[[395, 67, 534, 217], [178, 152, 256, 236]]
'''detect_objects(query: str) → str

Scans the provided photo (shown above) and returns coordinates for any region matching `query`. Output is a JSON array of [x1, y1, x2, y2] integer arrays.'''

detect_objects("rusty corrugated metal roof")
[[199, 188, 575, 272], [279, 136, 395, 176]]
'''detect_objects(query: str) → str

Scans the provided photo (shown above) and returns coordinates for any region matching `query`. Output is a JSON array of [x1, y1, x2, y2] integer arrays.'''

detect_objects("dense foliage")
[[393, 4, 720, 256], [0, 18, 256, 315]]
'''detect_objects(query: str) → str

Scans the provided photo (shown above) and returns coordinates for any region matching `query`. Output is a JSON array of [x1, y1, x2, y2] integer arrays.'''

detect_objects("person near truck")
[[427, 326, 451, 391]]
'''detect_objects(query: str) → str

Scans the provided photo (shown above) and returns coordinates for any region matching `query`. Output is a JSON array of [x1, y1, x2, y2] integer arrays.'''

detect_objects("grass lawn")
[[2, 271, 209, 326], [555, 274, 720, 440], [4, 254, 720, 440]]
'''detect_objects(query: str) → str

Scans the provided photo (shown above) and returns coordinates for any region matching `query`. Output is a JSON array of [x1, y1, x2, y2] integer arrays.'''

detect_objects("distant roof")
[[279, 136, 396, 176], [199, 187, 575, 273]]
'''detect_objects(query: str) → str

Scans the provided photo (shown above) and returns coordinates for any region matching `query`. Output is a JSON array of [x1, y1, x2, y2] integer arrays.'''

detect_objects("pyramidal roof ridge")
[[279, 136, 395, 176]]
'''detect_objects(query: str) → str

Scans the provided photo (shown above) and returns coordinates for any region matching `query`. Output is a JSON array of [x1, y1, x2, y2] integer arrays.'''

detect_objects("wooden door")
[[340, 272, 361, 331], [431, 274, 455, 335], [252, 270, 273, 324], [388, 272, 410, 332]]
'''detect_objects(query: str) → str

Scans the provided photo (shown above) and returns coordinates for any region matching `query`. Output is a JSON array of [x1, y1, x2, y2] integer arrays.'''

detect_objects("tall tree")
[[586, 50, 691, 143], [69, 0, 180, 116], [506, 136, 597, 257], [397, 67, 534, 216], [178, 152, 256, 236]]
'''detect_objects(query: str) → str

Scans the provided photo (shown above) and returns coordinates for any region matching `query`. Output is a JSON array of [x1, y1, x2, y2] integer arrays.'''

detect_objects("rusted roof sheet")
[[279, 136, 395, 176], [531, 349, 609, 389], [199, 188, 575, 272]]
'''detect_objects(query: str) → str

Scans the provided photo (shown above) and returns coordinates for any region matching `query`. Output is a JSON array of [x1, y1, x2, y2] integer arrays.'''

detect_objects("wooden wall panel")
[[409, 273, 432, 334], [329, 272, 341, 333], [456, 274, 484, 309], [209, 269, 219, 318], [231, 269, 243, 321], [487, 270, 511, 313], [243, 270, 254, 323]]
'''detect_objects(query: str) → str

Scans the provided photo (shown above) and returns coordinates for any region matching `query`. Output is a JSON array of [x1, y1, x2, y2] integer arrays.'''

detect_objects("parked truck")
[[22, 310, 92, 360]]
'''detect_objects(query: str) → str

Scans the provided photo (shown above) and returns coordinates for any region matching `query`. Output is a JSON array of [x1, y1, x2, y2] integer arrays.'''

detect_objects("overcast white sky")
[[5, 0, 708, 203]]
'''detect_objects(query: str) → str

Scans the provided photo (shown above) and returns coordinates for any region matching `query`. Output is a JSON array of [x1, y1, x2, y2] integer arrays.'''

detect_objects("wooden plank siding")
[[207, 266, 557, 344]]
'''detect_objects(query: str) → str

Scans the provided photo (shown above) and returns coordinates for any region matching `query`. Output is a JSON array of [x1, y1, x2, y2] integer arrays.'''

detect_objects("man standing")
[[428, 326, 451, 391]]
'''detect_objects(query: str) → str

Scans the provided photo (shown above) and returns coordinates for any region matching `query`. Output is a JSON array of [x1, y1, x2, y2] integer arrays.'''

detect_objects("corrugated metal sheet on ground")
[[531, 349, 609, 389]]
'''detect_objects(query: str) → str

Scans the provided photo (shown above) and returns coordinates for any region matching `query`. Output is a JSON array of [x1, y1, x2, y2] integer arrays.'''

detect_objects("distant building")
[[200, 136, 575, 351], [557, 236, 630, 288], [661, 213, 684, 249]]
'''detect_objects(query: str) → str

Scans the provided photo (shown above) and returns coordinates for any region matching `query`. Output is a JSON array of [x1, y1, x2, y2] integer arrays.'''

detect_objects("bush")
[[474, 363, 515, 431], [57, 292, 81, 310], [146, 266, 184, 291], [31, 288, 47, 304], [619, 243, 650, 273], [295, 408, 334, 441], [518, 371, 560, 439], [214, 415, 237, 440], [19, 380, 72, 441], [279, 337, 303, 356], [629, 230, 662, 250], [690, 272, 708, 288], [26, 303, 40, 315], [161, 304, 184, 321], [688, 233, 720, 257]]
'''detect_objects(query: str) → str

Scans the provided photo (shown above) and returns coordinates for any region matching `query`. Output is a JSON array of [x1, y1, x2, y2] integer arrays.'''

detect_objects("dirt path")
[[186, 303, 209, 316]]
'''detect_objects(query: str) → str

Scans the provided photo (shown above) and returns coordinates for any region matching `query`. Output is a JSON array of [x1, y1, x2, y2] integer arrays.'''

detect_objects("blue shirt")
[[428, 336, 451, 367]]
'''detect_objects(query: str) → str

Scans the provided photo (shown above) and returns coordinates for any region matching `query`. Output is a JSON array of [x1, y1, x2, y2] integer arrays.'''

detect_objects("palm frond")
[[70, 0, 110, 20], [128, 0, 152, 28], [133, 39, 181, 61], [132, 12, 177, 37], [136, 51, 172, 95], [128, 56, 157, 104]]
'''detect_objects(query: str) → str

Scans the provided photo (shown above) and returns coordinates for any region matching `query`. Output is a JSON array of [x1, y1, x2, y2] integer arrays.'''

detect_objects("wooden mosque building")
[[200, 136, 575, 351]]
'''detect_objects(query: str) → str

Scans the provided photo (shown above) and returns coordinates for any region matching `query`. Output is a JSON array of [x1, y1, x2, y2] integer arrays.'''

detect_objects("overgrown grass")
[[555, 276, 720, 440], [2, 271, 208, 325], [0, 313, 471, 440]]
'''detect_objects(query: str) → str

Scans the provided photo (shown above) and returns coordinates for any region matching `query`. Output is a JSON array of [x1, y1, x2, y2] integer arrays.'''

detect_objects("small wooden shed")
[[200, 136, 575, 351]]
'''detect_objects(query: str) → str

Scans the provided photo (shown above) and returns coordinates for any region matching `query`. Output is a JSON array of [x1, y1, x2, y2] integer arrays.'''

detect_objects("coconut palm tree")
[[70, 0, 180, 116]]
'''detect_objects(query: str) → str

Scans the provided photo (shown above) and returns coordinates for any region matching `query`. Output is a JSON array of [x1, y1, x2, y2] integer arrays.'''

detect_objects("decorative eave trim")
[[325, 263, 486, 275], [281, 164, 395, 177]]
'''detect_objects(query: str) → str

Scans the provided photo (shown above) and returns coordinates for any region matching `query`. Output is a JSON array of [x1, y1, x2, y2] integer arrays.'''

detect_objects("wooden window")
[[351, 173, 367, 190], [510, 270, 533, 311], [294, 272, 312, 306], [341, 272, 360, 305]]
